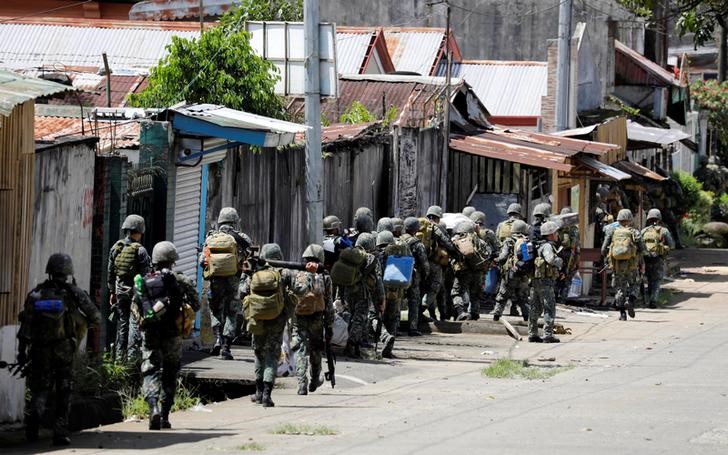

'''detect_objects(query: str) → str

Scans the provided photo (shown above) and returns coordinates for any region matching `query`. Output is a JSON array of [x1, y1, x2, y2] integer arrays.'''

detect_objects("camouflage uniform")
[[376, 245, 404, 337], [363, 253, 395, 352], [423, 224, 460, 320], [601, 224, 645, 316], [401, 233, 430, 332], [202, 224, 252, 357], [18, 266, 101, 444], [475, 225, 499, 312], [528, 240, 562, 340], [451, 232, 494, 319], [493, 236, 529, 318], [291, 272, 333, 390], [339, 261, 371, 347], [495, 217, 519, 243], [108, 236, 151, 362], [641, 224, 674, 306], [554, 225, 581, 304]]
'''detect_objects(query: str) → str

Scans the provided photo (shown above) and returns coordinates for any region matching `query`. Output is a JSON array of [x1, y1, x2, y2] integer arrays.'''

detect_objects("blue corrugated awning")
[[170, 104, 308, 148]]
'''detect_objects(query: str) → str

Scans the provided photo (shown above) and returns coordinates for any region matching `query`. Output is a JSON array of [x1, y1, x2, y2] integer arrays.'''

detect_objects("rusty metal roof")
[[449, 134, 573, 172], [0, 20, 199, 74], [613, 159, 667, 181], [293, 122, 380, 145], [46, 74, 148, 108], [488, 129, 620, 157], [0, 70, 71, 117], [615, 40, 683, 88], [35, 116, 140, 150]]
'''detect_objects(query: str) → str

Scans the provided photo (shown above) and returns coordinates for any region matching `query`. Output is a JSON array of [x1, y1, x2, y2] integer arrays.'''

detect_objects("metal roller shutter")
[[173, 165, 202, 279]]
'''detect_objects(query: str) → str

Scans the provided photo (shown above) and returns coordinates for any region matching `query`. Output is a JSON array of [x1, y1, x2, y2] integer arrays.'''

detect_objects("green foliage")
[[608, 95, 640, 117], [120, 378, 199, 420], [691, 80, 728, 159], [75, 353, 137, 397], [339, 101, 376, 125], [617, 1, 728, 47], [220, 0, 302, 25], [271, 423, 337, 435], [719, 193, 728, 216], [673, 171, 714, 242], [383, 105, 399, 126], [129, 9, 284, 118], [482, 359, 574, 380], [172, 378, 200, 412], [672, 171, 703, 208]]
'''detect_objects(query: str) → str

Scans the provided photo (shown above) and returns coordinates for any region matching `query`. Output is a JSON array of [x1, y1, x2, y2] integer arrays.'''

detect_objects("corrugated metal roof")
[[441, 60, 547, 116], [0, 70, 71, 117], [0, 23, 199, 74], [626, 120, 690, 145], [450, 134, 573, 172], [337, 31, 375, 75], [129, 0, 240, 21], [488, 129, 620, 157], [47, 74, 148, 108], [294, 122, 379, 145], [383, 28, 445, 76], [577, 156, 631, 181], [615, 40, 683, 88], [613, 159, 667, 181], [35, 116, 140, 150]]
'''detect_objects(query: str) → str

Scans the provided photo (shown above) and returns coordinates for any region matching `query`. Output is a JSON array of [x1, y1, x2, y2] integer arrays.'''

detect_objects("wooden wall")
[[447, 149, 523, 211]]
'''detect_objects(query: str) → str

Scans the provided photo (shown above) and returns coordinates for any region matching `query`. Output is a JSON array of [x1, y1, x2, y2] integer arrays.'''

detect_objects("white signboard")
[[246, 21, 337, 96]]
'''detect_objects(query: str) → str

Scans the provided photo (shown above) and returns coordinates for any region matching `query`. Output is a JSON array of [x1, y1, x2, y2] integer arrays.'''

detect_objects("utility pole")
[[429, 0, 452, 207], [102, 52, 111, 108], [304, 0, 323, 245], [555, 0, 572, 131], [199, 0, 204, 33]]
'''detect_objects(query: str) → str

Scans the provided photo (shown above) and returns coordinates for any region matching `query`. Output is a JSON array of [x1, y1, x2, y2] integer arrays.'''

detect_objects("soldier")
[[529, 203, 552, 243], [336, 234, 373, 358], [200, 207, 251, 360], [108, 214, 151, 362], [470, 211, 499, 317], [377, 217, 394, 233], [17, 254, 101, 445], [554, 207, 581, 305], [244, 243, 308, 407], [290, 244, 333, 395], [462, 206, 476, 217], [400, 217, 430, 335], [137, 241, 199, 430], [357, 233, 395, 356], [493, 220, 531, 321], [602, 209, 644, 321], [353, 207, 375, 239], [391, 217, 404, 238], [323, 215, 352, 271], [641, 209, 675, 308], [528, 221, 563, 343], [376, 230, 406, 357], [496, 203, 525, 243], [423, 205, 461, 321], [451, 220, 490, 321]]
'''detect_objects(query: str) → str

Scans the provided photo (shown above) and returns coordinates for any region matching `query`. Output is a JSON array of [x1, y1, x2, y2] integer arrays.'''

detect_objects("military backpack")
[[454, 233, 490, 270], [203, 231, 239, 278], [496, 219, 515, 242], [510, 236, 535, 276], [609, 227, 637, 261], [643, 226, 667, 258], [294, 271, 326, 316], [244, 268, 284, 321], [415, 218, 433, 255], [330, 247, 367, 287], [138, 270, 184, 332], [25, 282, 80, 343]]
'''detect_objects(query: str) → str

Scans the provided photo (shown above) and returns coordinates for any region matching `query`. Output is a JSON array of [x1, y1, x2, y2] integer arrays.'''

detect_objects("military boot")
[[160, 398, 173, 429], [492, 312, 501, 322], [221, 337, 234, 360], [619, 309, 627, 321], [297, 381, 308, 395], [528, 335, 543, 343], [148, 398, 161, 430], [509, 305, 520, 317], [210, 326, 222, 356], [262, 382, 275, 408], [309, 374, 323, 393], [344, 340, 360, 358], [381, 335, 395, 359], [542, 336, 560, 343], [250, 379, 263, 404], [627, 297, 636, 318]]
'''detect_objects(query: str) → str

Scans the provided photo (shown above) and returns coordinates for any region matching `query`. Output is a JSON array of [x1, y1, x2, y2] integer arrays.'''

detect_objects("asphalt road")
[[5, 249, 728, 454]]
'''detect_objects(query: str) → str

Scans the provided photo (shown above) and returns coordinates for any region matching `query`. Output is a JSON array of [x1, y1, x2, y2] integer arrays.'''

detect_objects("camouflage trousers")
[[494, 272, 529, 317], [368, 306, 395, 349], [405, 276, 422, 331], [114, 285, 142, 363], [529, 279, 556, 338], [141, 332, 182, 412], [252, 314, 286, 383], [26, 341, 75, 438], [291, 314, 325, 387], [644, 258, 665, 304], [612, 269, 640, 309], [423, 262, 445, 318], [208, 276, 242, 339], [342, 283, 369, 344], [451, 270, 480, 317], [383, 288, 404, 336]]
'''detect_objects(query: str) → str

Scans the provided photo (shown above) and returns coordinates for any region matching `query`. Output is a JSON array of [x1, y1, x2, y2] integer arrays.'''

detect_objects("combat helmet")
[[403, 217, 420, 234], [302, 244, 325, 263], [122, 214, 145, 234], [260, 243, 283, 261], [455, 220, 475, 235], [152, 241, 179, 265], [46, 253, 74, 277], [533, 203, 551, 218], [391, 217, 404, 235], [323, 215, 342, 233], [617, 209, 633, 222], [462, 206, 476, 217], [560, 206, 573, 215], [426, 205, 443, 219], [355, 232, 376, 252], [540, 221, 560, 236], [376, 217, 394, 233], [511, 220, 529, 236], [376, 230, 394, 247], [470, 211, 486, 225], [646, 208, 662, 221], [506, 203, 523, 217], [354, 212, 374, 233], [217, 207, 240, 225]]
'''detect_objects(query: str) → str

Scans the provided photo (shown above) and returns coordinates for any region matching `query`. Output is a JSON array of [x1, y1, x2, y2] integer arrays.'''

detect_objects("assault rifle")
[[323, 324, 336, 388], [243, 246, 326, 274], [0, 360, 27, 377]]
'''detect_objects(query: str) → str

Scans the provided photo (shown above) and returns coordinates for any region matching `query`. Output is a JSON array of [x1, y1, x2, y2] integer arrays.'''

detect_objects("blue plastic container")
[[484, 268, 499, 294], [34, 299, 64, 313], [384, 256, 415, 288]]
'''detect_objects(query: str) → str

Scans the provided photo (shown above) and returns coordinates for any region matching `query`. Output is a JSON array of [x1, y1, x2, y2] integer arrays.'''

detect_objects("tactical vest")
[[25, 282, 78, 343], [114, 240, 141, 281], [415, 218, 433, 255], [497, 219, 515, 242], [294, 271, 326, 316], [534, 244, 559, 280]]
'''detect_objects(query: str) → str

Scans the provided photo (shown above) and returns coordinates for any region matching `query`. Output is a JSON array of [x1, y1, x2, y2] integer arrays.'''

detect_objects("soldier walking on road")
[[400, 217, 430, 336], [529, 203, 552, 243], [18, 254, 101, 445], [290, 245, 333, 395], [451, 220, 492, 321], [528, 221, 563, 343], [200, 207, 252, 360], [423, 205, 461, 321], [493, 220, 532, 321], [376, 230, 408, 357], [108, 214, 151, 362], [602, 209, 644, 321], [554, 207, 581, 305], [641, 209, 674, 308], [496, 203, 525, 243], [137, 242, 199, 430]]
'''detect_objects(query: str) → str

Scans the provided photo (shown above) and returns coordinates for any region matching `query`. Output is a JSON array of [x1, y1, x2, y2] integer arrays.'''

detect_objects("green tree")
[[691, 79, 728, 159], [128, 2, 304, 117]]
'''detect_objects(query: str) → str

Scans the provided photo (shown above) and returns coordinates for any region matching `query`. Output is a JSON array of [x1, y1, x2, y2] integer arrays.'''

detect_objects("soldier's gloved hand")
[[305, 262, 319, 273]]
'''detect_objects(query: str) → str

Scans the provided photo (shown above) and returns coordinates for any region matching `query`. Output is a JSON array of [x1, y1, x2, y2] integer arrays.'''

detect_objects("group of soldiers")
[[13, 200, 675, 445]]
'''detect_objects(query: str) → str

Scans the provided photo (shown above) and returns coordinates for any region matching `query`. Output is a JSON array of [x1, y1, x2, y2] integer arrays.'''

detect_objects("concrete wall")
[[30, 139, 97, 292], [0, 325, 23, 422]]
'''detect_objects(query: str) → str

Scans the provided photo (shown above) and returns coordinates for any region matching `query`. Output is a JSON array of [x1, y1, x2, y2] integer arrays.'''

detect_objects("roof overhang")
[[449, 134, 573, 172], [626, 120, 690, 146], [576, 156, 631, 181], [170, 104, 308, 148], [0, 70, 72, 117], [613, 160, 667, 181]]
